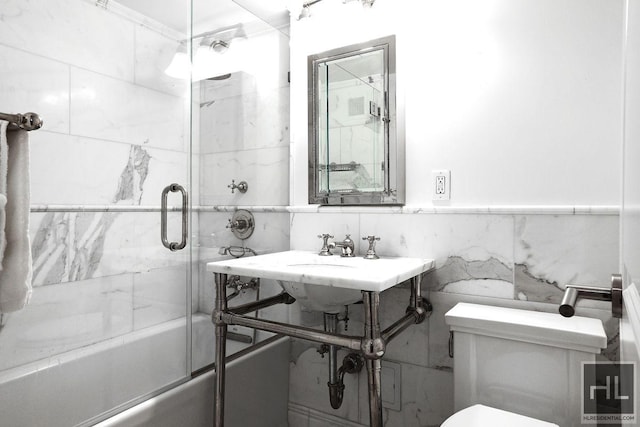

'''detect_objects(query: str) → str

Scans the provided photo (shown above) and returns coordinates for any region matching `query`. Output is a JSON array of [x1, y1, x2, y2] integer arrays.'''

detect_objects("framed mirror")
[[308, 35, 403, 206]]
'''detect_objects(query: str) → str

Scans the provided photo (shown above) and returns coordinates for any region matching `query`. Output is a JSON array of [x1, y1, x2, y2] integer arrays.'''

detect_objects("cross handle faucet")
[[317, 234, 334, 256], [362, 235, 380, 259]]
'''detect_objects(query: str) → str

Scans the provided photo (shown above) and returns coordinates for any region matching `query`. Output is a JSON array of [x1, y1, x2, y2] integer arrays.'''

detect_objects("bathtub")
[[0, 313, 290, 427]]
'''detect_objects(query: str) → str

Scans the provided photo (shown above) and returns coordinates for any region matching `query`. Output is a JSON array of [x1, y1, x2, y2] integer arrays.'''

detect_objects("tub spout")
[[559, 274, 623, 318]]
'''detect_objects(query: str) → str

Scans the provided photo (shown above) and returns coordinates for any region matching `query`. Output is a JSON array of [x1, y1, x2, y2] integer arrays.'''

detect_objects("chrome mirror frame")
[[307, 35, 403, 206]]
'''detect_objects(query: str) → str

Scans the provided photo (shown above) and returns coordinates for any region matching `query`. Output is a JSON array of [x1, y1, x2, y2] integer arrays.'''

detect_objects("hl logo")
[[589, 374, 630, 401], [582, 362, 636, 425]]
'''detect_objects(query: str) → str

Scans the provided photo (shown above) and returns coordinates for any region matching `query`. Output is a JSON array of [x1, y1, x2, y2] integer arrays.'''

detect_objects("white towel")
[[0, 120, 32, 313]]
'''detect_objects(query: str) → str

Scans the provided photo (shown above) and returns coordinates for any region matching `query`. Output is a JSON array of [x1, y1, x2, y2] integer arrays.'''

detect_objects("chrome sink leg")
[[213, 273, 228, 427], [362, 291, 384, 427]]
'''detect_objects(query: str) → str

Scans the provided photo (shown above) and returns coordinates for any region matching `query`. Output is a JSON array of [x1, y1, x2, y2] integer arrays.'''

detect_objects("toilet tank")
[[445, 303, 607, 427]]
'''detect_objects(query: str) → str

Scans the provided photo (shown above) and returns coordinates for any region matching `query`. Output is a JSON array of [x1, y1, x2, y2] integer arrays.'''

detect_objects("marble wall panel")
[[358, 213, 515, 299], [289, 212, 361, 253], [0, 45, 70, 134], [357, 363, 453, 427], [0, 0, 135, 81], [100, 211, 186, 272], [0, 273, 134, 372], [198, 211, 289, 252], [136, 146, 189, 206], [514, 214, 620, 303], [199, 146, 289, 206], [134, 26, 188, 97], [200, 72, 259, 106], [199, 85, 290, 155], [70, 68, 186, 151], [30, 133, 131, 205], [30, 209, 183, 288], [133, 266, 187, 331], [31, 135, 189, 206], [30, 211, 128, 286]]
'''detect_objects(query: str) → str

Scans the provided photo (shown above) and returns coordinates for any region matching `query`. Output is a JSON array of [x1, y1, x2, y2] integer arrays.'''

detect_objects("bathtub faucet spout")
[[559, 274, 623, 318]]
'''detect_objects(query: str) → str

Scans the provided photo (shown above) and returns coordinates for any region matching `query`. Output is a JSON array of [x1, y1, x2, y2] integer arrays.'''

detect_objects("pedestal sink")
[[207, 250, 434, 312], [206, 249, 435, 427]]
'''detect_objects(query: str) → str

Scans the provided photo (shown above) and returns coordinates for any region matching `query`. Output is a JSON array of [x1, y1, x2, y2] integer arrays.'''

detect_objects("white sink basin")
[[207, 250, 435, 312]]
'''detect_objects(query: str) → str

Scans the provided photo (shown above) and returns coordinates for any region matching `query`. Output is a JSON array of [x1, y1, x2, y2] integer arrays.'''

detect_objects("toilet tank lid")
[[445, 303, 607, 353]]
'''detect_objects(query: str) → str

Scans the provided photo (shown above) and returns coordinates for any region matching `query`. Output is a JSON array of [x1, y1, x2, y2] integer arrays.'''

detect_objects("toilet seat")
[[441, 404, 559, 427]]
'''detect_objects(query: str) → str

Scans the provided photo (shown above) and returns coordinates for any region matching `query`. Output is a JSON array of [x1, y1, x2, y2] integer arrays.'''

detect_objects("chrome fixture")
[[559, 274, 623, 318], [334, 234, 355, 257], [160, 183, 188, 251], [322, 310, 360, 409], [226, 209, 254, 240], [362, 236, 380, 259], [0, 111, 43, 131], [317, 234, 355, 257], [218, 245, 257, 258], [227, 179, 248, 194], [308, 35, 400, 205], [226, 275, 259, 301], [317, 233, 334, 256], [325, 312, 342, 409]]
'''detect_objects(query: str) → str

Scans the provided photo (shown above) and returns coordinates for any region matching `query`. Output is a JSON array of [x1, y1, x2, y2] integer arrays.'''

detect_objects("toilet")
[[442, 404, 558, 426], [442, 303, 607, 427]]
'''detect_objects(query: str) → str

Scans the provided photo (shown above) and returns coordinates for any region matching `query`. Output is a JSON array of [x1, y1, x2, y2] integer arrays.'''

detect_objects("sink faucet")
[[362, 236, 380, 259], [333, 235, 355, 257], [317, 234, 356, 257]]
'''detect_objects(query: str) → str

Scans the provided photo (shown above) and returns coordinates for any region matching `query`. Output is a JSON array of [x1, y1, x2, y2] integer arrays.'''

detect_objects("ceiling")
[[116, 0, 289, 36]]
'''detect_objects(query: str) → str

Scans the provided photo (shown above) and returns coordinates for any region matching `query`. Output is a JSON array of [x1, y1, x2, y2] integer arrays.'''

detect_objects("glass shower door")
[[0, 0, 195, 425]]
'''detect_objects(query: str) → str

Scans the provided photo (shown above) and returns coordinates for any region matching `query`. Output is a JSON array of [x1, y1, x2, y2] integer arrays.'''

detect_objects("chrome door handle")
[[161, 183, 188, 251]]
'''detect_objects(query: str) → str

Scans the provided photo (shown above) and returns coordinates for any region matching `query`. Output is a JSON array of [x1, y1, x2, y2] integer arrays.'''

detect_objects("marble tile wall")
[[196, 28, 290, 208], [0, 0, 190, 369], [287, 210, 619, 426]]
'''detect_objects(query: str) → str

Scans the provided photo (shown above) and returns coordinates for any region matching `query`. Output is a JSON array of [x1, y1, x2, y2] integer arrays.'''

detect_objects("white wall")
[[290, 0, 623, 207]]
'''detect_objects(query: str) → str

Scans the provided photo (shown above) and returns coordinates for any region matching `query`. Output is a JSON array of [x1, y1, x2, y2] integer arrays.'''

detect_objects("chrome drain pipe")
[[324, 313, 343, 409], [324, 312, 364, 409]]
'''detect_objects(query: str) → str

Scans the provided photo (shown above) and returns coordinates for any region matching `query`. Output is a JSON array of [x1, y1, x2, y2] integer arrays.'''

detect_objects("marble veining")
[[427, 256, 513, 292], [31, 145, 150, 286], [513, 215, 619, 303], [112, 145, 151, 205]]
